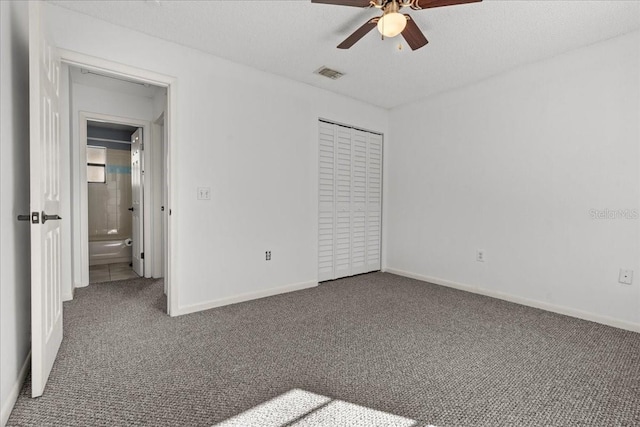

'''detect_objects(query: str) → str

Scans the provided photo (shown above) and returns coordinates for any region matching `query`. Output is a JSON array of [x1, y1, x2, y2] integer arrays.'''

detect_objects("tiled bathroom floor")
[[89, 262, 140, 283]]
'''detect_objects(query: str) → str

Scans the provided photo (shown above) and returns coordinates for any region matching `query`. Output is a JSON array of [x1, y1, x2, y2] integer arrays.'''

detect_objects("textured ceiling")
[[50, 0, 640, 109]]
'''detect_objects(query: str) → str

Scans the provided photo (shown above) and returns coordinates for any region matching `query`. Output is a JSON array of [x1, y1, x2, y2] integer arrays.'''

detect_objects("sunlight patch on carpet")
[[213, 389, 428, 427]]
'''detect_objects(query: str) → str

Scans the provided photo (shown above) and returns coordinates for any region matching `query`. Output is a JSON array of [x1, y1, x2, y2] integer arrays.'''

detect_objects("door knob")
[[17, 212, 40, 223], [41, 212, 62, 224]]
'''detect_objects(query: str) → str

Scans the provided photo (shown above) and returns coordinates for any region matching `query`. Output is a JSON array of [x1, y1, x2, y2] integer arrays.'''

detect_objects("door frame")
[[60, 49, 178, 316], [151, 113, 167, 284]]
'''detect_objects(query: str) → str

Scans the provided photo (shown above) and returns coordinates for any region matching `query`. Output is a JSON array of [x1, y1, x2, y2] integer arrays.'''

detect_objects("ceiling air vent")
[[315, 66, 344, 80]]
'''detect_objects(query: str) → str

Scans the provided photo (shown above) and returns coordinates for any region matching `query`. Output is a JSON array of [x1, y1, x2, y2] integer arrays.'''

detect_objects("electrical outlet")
[[476, 250, 485, 262], [266, 251, 271, 261], [619, 269, 633, 285], [197, 187, 211, 200]]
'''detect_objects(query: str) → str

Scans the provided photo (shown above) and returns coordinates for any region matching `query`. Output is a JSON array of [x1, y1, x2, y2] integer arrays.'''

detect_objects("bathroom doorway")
[[78, 109, 167, 287], [86, 120, 141, 283], [61, 58, 176, 314], [67, 64, 168, 291]]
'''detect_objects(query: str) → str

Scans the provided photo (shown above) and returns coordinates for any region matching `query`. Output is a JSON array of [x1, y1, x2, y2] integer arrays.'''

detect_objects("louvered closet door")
[[318, 122, 336, 282], [334, 126, 352, 279], [366, 133, 382, 272], [318, 121, 382, 281], [350, 130, 368, 275]]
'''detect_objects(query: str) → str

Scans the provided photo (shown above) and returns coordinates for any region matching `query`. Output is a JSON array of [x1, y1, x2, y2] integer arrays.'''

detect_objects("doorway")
[[59, 54, 176, 315], [86, 120, 142, 283], [77, 107, 164, 286]]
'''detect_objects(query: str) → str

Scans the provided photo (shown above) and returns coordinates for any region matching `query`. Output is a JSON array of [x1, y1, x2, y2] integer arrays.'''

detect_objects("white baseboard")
[[1, 352, 30, 427], [384, 268, 640, 333], [177, 280, 318, 316]]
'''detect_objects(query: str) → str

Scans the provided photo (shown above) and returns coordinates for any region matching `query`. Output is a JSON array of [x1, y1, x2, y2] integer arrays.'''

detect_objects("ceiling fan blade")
[[337, 19, 377, 49], [401, 15, 428, 50], [411, 0, 482, 10], [311, 0, 372, 7]]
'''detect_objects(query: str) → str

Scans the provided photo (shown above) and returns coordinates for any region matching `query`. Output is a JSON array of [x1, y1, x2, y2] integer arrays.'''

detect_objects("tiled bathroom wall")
[[88, 147, 132, 241]]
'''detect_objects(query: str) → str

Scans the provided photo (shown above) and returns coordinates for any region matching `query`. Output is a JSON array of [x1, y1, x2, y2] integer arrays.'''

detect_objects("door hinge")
[[141, 252, 144, 259], [140, 142, 144, 151]]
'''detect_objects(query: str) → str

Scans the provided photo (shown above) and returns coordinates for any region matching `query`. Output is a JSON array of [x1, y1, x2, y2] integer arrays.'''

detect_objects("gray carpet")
[[7, 272, 640, 426]]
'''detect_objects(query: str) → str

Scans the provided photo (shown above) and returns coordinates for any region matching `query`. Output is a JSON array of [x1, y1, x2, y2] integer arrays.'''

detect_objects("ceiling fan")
[[312, 0, 482, 50]]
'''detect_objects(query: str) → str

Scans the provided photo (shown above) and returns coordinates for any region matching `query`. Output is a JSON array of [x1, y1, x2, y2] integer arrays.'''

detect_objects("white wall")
[[71, 81, 156, 122], [67, 78, 156, 293], [387, 30, 640, 330], [45, 4, 389, 313], [0, 1, 31, 425]]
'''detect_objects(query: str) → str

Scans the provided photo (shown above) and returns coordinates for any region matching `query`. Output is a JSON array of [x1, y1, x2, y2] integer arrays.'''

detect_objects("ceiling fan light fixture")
[[377, 12, 407, 38]]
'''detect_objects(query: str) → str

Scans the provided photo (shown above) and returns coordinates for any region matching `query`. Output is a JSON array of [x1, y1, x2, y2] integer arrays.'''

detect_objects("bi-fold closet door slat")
[[334, 126, 352, 279], [318, 121, 382, 281], [351, 130, 368, 275], [367, 133, 382, 271], [318, 122, 336, 282]]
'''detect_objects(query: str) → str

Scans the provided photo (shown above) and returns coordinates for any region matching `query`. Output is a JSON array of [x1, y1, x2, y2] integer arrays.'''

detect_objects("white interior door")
[[29, 0, 63, 398], [131, 128, 144, 276]]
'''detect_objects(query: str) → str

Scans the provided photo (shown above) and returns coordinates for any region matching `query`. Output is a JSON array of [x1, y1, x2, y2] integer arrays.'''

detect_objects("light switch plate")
[[197, 187, 211, 200]]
